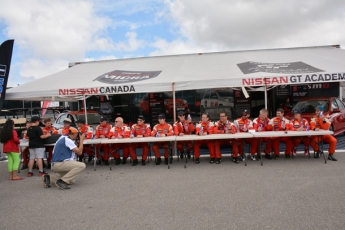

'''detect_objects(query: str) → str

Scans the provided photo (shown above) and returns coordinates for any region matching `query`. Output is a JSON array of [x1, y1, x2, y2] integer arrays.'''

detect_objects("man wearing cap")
[[27, 116, 51, 177], [56, 118, 72, 135], [309, 105, 337, 161], [108, 117, 131, 165], [76, 118, 94, 163], [253, 109, 273, 160], [234, 110, 258, 161], [42, 127, 86, 190], [129, 115, 151, 166], [194, 113, 215, 164], [173, 111, 195, 159], [290, 109, 310, 156], [42, 118, 58, 169], [151, 113, 174, 165], [214, 112, 238, 164], [94, 117, 112, 165], [266, 108, 293, 159]]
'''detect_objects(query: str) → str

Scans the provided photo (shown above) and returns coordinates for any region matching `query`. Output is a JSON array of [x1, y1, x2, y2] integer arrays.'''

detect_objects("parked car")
[[286, 97, 345, 136], [139, 92, 189, 116], [200, 89, 234, 113], [53, 110, 102, 129], [204, 106, 238, 122]]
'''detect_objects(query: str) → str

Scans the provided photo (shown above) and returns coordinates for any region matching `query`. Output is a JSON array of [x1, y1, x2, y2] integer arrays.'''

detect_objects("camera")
[[76, 132, 83, 140]]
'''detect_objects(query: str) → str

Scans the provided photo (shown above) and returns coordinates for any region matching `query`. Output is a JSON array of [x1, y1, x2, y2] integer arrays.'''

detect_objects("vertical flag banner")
[[0, 39, 14, 111], [41, 101, 51, 117]]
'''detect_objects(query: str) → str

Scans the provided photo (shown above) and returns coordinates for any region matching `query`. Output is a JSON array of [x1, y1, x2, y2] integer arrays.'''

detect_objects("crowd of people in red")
[[18, 104, 337, 178]]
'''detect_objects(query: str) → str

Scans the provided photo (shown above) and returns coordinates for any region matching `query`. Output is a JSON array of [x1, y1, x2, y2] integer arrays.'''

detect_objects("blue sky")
[[1, 0, 344, 86]]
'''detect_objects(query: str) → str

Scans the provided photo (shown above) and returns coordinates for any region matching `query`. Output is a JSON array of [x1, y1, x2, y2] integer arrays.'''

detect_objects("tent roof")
[[6, 45, 345, 101]]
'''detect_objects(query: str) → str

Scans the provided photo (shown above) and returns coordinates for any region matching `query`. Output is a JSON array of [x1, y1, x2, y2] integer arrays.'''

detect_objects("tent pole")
[[83, 94, 88, 124], [264, 84, 268, 109], [173, 83, 176, 122], [172, 83, 177, 160]]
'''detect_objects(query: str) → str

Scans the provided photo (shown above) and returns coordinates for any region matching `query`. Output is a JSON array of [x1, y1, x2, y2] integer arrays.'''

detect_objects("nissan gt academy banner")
[[0, 40, 14, 111], [238, 61, 345, 87], [241, 73, 345, 86]]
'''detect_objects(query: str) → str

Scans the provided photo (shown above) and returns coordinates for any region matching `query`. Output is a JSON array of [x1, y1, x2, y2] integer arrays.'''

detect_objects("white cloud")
[[158, 0, 345, 53], [114, 32, 145, 52], [0, 0, 111, 60], [83, 55, 118, 62], [0, 0, 116, 84], [19, 58, 67, 80]]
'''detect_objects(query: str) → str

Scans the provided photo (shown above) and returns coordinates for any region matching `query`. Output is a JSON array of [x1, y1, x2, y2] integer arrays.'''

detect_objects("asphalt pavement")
[[0, 152, 345, 230]]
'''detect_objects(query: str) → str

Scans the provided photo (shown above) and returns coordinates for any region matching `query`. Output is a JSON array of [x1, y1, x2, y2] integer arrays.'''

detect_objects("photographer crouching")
[[42, 127, 86, 190]]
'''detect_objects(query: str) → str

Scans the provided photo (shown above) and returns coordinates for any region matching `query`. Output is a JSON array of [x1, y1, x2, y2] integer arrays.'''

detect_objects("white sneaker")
[[250, 155, 256, 161]]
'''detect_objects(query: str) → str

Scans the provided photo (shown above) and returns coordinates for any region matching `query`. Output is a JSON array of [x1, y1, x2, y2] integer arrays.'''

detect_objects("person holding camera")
[[42, 127, 86, 190]]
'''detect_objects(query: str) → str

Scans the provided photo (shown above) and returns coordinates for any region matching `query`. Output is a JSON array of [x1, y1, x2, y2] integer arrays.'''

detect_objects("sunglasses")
[[137, 119, 144, 122], [115, 121, 121, 123]]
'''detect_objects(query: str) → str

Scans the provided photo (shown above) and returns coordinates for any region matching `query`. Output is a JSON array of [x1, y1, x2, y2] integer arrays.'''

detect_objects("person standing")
[[151, 113, 174, 165], [42, 127, 86, 190], [129, 115, 151, 166], [0, 119, 23, 180], [194, 113, 215, 164], [173, 111, 195, 159], [27, 116, 51, 177], [281, 97, 293, 115]]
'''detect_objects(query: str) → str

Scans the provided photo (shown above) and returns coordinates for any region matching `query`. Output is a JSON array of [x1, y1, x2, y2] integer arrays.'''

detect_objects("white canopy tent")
[[6, 45, 345, 107]]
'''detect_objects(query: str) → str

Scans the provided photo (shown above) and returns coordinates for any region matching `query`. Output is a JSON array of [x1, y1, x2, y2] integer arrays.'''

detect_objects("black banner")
[[0, 40, 14, 111]]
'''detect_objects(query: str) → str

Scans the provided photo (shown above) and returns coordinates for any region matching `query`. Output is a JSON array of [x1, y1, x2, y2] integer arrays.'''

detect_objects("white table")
[[83, 139, 106, 170], [101, 136, 177, 169], [175, 133, 254, 167], [252, 130, 334, 164]]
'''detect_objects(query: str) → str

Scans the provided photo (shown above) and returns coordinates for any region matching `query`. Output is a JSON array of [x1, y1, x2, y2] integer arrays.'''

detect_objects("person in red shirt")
[[309, 105, 337, 161], [56, 118, 72, 135], [289, 109, 310, 156], [173, 111, 195, 159], [42, 118, 58, 169], [0, 119, 22, 180], [214, 112, 238, 164], [252, 109, 273, 160], [194, 113, 215, 164], [94, 117, 112, 165], [151, 113, 174, 165], [234, 110, 258, 161], [266, 108, 293, 159], [21, 121, 31, 170], [76, 118, 94, 163], [108, 117, 131, 165], [129, 115, 151, 166]]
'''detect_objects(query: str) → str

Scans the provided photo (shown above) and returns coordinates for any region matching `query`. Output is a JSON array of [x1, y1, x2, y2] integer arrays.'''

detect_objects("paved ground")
[[0, 152, 345, 230]]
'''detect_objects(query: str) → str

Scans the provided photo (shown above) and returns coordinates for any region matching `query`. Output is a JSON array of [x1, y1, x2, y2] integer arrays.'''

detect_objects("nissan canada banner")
[[0, 39, 14, 111]]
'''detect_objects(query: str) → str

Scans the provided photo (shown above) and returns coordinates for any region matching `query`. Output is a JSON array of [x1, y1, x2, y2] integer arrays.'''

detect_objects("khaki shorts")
[[29, 148, 45, 159]]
